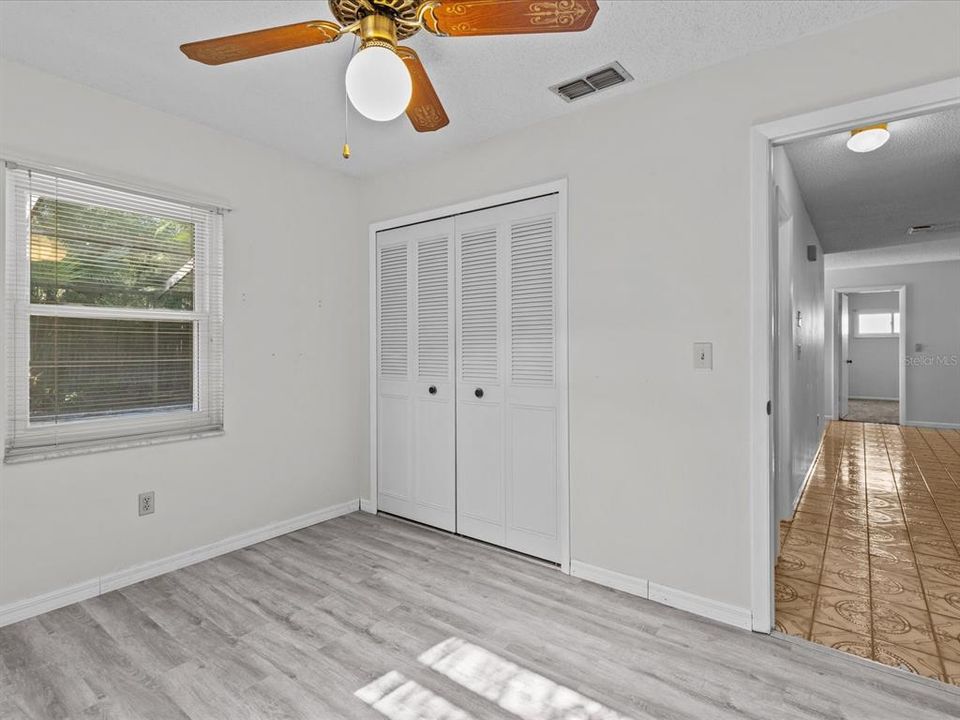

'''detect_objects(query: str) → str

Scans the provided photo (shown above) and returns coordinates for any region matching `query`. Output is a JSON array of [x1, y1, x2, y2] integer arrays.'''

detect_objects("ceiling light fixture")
[[346, 44, 412, 121], [846, 123, 890, 153], [344, 14, 412, 122]]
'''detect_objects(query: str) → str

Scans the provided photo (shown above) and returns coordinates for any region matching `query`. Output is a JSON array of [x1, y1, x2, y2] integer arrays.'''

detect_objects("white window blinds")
[[3, 164, 224, 461]]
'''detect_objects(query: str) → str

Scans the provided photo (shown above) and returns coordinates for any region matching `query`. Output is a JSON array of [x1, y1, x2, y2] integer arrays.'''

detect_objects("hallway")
[[776, 420, 960, 684]]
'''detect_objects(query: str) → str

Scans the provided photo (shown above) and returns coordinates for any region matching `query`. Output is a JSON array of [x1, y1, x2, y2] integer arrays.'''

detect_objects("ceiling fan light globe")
[[846, 126, 890, 153], [345, 46, 412, 122]]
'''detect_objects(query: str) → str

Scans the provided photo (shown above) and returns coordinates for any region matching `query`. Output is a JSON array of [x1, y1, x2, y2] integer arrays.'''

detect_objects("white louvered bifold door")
[[376, 218, 456, 531], [455, 194, 561, 561]]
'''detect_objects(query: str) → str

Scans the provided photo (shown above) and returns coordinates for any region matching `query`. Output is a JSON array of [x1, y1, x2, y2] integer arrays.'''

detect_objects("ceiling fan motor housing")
[[359, 13, 399, 50], [331, 0, 423, 41]]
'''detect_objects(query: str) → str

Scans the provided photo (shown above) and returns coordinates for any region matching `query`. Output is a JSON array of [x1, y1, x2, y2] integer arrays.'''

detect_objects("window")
[[855, 311, 900, 338], [4, 164, 223, 460]]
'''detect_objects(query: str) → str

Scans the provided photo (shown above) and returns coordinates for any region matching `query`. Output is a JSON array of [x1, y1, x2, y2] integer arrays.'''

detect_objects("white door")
[[455, 195, 563, 562], [839, 292, 851, 419], [376, 219, 456, 531]]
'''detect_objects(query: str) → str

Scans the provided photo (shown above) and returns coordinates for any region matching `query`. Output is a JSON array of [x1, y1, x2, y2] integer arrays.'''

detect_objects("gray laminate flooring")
[[843, 399, 900, 424], [2, 512, 958, 719]]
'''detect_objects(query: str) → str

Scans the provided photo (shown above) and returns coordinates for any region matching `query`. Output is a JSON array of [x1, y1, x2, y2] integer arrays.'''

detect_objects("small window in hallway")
[[856, 311, 900, 337]]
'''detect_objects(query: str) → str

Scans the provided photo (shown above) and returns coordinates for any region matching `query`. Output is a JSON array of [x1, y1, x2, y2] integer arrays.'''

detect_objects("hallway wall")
[[825, 260, 960, 427], [773, 148, 825, 521]]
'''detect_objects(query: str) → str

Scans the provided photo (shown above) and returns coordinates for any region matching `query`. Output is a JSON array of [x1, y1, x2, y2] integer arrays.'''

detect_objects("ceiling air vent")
[[550, 62, 633, 103], [555, 79, 596, 101]]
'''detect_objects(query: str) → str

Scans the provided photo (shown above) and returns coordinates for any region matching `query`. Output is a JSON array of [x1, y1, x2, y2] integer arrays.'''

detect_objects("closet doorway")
[[367, 182, 570, 569]]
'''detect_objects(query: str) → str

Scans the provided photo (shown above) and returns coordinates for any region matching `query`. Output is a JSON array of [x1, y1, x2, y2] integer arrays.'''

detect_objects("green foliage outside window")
[[29, 196, 195, 310]]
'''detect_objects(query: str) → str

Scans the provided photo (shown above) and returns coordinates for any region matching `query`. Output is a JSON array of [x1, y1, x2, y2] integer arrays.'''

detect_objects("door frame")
[[366, 179, 571, 573], [748, 77, 959, 633], [831, 285, 907, 425]]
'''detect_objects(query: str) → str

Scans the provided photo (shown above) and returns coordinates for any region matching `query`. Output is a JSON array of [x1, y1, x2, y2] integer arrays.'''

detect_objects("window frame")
[[3, 163, 224, 462], [854, 310, 900, 339]]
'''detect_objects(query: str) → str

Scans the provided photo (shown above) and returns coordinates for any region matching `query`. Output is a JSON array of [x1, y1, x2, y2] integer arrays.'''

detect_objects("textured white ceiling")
[[785, 107, 960, 254], [0, 1, 898, 177]]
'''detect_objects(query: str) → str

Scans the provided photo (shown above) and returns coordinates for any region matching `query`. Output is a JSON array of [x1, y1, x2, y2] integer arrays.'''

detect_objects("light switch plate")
[[694, 342, 713, 370]]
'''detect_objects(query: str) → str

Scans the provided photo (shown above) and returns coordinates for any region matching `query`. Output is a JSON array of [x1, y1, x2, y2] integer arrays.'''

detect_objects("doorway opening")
[[750, 78, 960, 686], [833, 286, 906, 425]]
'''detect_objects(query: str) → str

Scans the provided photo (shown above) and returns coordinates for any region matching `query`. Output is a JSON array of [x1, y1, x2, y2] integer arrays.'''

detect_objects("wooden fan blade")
[[422, 0, 599, 37], [397, 47, 450, 133], [180, 20, 341, 65]]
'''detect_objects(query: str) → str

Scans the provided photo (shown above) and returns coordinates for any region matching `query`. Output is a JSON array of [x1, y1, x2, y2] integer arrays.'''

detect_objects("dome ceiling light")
[[846, 123, 890, 153]]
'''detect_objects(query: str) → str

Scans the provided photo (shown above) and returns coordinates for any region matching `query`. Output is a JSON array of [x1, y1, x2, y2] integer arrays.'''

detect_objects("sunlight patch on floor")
[[418, 637, 634, 720], [355, 670, 476, 720]]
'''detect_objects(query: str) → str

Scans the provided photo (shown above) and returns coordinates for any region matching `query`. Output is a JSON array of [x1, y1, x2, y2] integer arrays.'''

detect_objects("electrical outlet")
[[138, 491, 155, 516]]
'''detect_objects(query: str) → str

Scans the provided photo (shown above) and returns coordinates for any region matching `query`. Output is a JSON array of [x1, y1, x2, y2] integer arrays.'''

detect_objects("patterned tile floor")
[[776, 421, 960, 685]]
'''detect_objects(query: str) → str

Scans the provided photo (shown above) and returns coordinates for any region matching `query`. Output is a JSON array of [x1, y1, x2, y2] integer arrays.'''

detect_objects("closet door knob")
[[475, 388, 484, 399], [428, 385, 437, 395]]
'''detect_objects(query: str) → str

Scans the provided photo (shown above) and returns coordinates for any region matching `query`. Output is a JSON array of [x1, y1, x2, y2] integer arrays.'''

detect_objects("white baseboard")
[[0, 579, 102, 629], [790, 481, 804, 515], [570, 560, 649, 598], [904, 420, 960, 430], [849, 396, 898, 402], [0, 498, 360, 628], [570, 560, 751, 631], [648, 582, 753, 630], [360, 497, 377, 514], [791, 423, 828, 515]]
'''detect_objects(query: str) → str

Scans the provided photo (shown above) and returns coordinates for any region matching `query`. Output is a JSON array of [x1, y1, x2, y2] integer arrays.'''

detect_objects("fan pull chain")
[[342, 35, 357, 160], [342, 96, 350, 160]]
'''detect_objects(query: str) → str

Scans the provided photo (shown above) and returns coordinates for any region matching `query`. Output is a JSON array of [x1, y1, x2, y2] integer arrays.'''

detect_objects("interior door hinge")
[[766, 400, 772, 416]]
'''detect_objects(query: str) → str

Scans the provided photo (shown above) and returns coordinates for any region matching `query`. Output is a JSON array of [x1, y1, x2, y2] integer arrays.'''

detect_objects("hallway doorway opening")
[[833, 286, 906, 425], [752, 79, 960, 686]]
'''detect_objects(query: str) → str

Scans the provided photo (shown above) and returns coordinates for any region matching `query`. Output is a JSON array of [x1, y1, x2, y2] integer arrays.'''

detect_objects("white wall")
[[0, 59, 367, 607], [772, 148, 824, 522], [825, 260, 960, 427], [848, 291, 900, 400], [360, 2, 960, 609]]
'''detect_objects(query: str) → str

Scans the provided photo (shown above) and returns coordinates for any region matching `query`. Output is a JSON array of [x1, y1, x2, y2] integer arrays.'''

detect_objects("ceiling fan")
[[181, 0, 600, 135]]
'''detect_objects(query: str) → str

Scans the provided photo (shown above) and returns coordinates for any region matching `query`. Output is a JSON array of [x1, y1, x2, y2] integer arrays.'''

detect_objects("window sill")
[[4, 427, 224, 464]]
